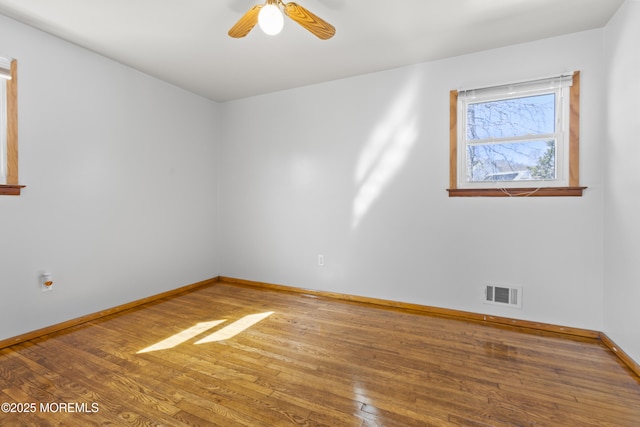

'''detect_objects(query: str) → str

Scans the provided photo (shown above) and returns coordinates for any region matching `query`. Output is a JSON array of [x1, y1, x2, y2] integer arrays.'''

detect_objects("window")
[[0, 57, 22, 196], [448, 72, 584, 197]]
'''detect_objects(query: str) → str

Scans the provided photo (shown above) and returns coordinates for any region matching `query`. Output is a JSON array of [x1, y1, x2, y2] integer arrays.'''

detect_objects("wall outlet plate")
[[40, 273, 53, 292]]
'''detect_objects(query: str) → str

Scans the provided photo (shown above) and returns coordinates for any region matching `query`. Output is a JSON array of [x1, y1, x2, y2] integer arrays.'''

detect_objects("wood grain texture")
[[447, 187, 586, 197], [569, 71, 581, 187], [0, 277, 219, 350], [220, 277, 601, 339], [600, 332, 640, 378], [1, 280, 638, 426], [6, 60, 18, 186], [228, 4, 262, 38], [284, 2, 335, 40], [0, 184, 24, 195], [449, 90, 458, 190]]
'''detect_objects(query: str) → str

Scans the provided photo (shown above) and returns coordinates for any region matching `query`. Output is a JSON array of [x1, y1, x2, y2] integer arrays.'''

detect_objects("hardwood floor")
[[1, 281, 639, 426]]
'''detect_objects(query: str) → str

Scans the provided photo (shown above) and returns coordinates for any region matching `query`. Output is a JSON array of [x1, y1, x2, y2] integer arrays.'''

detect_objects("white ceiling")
[[0, 0, 625, 102]]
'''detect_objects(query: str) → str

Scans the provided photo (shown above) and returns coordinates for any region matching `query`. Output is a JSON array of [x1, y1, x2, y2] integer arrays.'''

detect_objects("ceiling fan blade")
[[228, 4, 262, 38], [283, 2, 335, 40]]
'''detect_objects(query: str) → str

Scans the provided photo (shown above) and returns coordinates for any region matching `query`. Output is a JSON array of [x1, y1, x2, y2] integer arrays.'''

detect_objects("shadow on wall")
[[351, 72, 422, 229]]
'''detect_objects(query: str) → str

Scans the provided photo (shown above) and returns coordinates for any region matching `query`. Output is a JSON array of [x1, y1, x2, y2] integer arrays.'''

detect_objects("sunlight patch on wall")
[[352, 75, 420, 229]]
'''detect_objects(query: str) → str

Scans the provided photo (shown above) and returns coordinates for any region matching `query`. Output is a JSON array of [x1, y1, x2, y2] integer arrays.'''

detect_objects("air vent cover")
[[484, 284, 522, 308]]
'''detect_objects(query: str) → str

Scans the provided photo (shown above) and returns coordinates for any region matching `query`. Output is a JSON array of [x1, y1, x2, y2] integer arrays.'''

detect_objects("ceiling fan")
[[228, 0, 335, 40]]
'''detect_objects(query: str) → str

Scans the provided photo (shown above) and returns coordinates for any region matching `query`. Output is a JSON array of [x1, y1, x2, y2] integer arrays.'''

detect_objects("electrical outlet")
[[40, 272, 54, 292]]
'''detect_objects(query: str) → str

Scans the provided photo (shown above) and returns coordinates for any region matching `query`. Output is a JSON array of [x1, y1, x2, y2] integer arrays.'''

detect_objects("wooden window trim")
[[0, 59, 23, 196], [448, 71, 585, 197], [0, 185, 24, 195]]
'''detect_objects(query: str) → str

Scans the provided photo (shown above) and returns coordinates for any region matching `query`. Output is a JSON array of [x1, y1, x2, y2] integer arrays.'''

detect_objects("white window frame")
[[458, 81, 570, 189]]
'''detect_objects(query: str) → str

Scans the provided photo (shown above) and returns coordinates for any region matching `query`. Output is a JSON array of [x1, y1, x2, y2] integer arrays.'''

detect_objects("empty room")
[[1, 0, 639, 425]]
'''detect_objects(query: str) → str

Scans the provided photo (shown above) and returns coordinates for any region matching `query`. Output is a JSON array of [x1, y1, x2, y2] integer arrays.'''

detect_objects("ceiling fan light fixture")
[[258, 3, 284, 36], [228, 0, 335, 40]]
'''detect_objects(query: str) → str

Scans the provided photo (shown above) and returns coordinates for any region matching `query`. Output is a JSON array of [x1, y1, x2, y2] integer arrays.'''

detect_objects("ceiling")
[[0, 0, 625, 102]]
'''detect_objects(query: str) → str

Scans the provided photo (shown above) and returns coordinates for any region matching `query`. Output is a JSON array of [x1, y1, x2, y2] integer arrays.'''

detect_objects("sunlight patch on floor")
[[195, 312, 274, 344], [136, 312, 274, 353], [137, 320, 227, 354]]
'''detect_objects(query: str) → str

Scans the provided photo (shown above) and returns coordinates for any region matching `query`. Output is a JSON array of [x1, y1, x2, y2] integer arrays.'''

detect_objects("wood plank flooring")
[[1, 281, 639, 426]]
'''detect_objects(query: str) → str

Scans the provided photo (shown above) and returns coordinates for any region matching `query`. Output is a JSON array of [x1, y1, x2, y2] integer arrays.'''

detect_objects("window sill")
[[0, 184, 26, 196], [447, 187, 586, 197]]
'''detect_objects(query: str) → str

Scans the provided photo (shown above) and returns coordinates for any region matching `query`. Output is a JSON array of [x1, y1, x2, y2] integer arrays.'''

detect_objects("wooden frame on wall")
[[0, 59, 24, 196], [448, 71, 585, 197]]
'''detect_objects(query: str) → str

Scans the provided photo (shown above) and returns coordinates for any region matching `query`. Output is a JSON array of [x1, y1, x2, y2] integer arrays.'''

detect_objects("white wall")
[[221, 30, 606, 330], [603, 0, 640, 365], [3, 4, 632, 362], [0, 15, 221, 340]]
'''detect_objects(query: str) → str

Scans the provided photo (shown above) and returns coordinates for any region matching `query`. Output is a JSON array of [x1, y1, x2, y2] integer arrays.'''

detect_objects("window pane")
[[466, 140, 556, 182], [467, 93, 555, 140]]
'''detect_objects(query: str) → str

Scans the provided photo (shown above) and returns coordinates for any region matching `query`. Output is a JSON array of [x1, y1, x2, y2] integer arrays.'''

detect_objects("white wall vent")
[[484, 284, 522, 309]]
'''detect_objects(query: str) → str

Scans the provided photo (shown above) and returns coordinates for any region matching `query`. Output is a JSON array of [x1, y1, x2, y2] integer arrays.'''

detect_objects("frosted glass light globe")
[[258, 4, 284, 36]]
